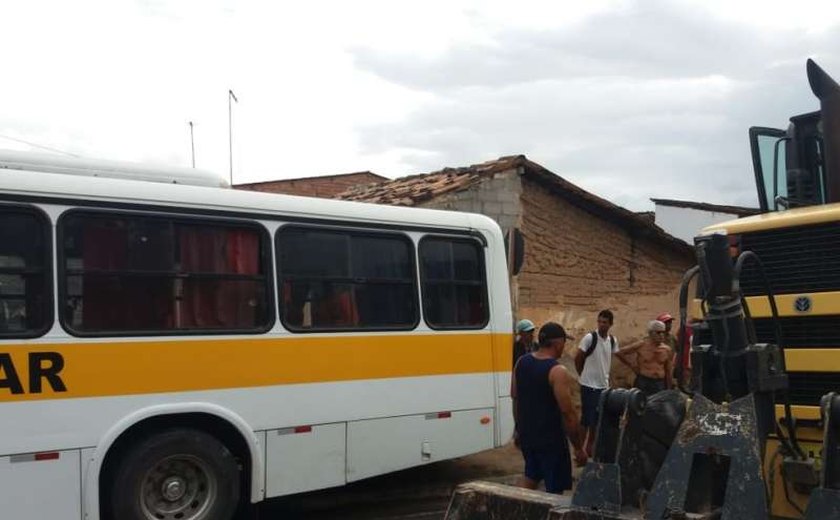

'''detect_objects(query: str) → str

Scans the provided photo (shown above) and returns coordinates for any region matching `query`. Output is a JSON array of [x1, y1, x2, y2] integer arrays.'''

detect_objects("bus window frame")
[[0, 203, 54, 339], [418, 234, 490, 331], [56, 208, 276, 338], [275, 223, 421, 333]]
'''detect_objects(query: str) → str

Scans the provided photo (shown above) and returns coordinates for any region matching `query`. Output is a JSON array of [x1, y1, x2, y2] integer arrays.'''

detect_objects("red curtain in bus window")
[[80, 224, 173, 330], [81, 225, 128, 330], [179, 227, 260, 329]]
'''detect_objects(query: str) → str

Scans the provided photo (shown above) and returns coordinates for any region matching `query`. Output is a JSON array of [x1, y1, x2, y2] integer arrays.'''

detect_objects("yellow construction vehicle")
[[444, 59, 840, 520]]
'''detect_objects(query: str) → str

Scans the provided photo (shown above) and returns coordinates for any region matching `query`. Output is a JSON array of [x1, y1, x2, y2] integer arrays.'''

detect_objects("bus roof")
[[0, 150, 229, 188], [0, 158, 498, 233]]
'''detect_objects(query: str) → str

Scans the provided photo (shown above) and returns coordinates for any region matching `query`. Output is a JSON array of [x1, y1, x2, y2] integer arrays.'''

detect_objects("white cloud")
[[1, 0, 839, 210]]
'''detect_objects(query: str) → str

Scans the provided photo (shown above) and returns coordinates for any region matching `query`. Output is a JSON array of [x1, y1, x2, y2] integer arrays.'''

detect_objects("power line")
[[0, 134, 80, 157]]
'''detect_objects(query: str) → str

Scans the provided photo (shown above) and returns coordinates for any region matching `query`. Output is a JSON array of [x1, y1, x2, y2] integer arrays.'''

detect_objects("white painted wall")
[[654, 204, 742, 244]]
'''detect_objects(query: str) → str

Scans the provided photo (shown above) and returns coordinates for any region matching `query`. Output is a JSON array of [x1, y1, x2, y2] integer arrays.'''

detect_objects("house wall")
[[519, 177, 693, 331], [654, 204, 741, 244], [236, 172, 384, 198]]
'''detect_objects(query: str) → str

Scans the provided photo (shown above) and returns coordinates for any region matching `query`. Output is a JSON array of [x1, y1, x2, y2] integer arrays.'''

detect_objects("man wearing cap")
[[616, 320, 674, 397], [513, 319, 537, 367], [657, 312, 678, 351], [511, 322, 587, 494]]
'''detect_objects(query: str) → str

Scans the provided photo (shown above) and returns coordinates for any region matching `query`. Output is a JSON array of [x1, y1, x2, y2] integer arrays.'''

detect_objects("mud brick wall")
[[517, 177, 694, 387]]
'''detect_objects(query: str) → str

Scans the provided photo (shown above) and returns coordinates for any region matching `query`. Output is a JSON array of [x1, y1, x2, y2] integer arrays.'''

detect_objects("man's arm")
[[664, 347, 674, 389], [511, 360, 519, 443], [615, 339, 643, 370], [549, 365, 582, 449], [574, 335, 591, 374]]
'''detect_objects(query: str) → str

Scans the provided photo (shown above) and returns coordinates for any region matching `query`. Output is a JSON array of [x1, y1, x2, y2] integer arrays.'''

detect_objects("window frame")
[[275, 224, 420, 333], [0, 204, 54, 339], [57, 208, 276, 337], [418, 234, 489, 331]]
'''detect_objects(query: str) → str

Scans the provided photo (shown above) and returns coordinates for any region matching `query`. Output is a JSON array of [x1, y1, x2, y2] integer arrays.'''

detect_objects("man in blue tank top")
[[511, 322, 587, 494]]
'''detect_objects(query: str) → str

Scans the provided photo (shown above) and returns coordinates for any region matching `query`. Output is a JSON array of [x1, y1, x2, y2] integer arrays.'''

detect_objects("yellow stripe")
[[702, 202, 840, 235], [785, 349, 840, 372], [692, 292, 840, 319], [0, 333, 511, 403], [743, 292, 840, 318]]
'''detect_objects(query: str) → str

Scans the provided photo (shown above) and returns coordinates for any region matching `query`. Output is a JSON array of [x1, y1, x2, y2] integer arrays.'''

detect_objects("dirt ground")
[[250, 443, 525, 519]]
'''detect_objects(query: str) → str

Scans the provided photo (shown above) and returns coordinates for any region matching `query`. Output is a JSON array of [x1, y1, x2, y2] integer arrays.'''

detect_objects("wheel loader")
[[444, 59, 840, 520]]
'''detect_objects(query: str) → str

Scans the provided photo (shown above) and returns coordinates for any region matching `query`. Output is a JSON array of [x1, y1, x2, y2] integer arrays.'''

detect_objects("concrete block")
[[483, 201, 503, 215]]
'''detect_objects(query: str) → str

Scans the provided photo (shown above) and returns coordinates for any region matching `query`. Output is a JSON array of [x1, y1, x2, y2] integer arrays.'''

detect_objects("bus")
[[694, 60, 840, 518], [0, 150, 514, 520]]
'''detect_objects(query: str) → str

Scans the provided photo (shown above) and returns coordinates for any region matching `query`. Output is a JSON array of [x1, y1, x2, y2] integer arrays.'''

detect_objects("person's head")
[[538, 322, 571, 358], [597, 309, 614, 335], [515, 319, 535, 343], [656, 312, 674, 333], [647, 319, 666, 341]]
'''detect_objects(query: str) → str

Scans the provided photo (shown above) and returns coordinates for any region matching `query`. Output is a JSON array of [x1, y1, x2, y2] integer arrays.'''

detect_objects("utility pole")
[[228, 89, 238, 185], [188, 121, 195, 168]]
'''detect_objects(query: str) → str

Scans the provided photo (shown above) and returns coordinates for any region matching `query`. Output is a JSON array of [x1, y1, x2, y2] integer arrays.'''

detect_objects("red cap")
[[656, 312, 674, 323]]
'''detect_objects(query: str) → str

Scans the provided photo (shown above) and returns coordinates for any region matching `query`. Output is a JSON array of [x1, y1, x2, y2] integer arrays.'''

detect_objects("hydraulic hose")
[[733, 251, 805, 460], [676, 265, 700, 396]]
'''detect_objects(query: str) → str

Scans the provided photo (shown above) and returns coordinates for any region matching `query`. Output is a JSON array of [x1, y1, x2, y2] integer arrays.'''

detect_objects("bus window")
[[277, 227, 418, 331], [60, 212, 271, 334], [420, 237, 488, 329], [0, 208, 51, 336]]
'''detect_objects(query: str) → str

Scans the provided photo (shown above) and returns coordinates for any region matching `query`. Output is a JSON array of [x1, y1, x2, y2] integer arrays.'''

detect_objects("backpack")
[[576, 331, 615, 374]]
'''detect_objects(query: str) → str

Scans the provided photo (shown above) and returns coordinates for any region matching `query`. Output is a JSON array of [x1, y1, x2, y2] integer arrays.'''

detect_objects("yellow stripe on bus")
[[0, 333, 513, 402]]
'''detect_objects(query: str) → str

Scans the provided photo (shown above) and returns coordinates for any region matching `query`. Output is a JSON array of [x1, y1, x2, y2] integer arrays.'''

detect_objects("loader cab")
[[750, 60, 840, 212]]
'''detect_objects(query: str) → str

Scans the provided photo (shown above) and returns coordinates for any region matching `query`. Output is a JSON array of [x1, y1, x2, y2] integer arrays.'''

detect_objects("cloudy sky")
[[2, 0, 839, 210]]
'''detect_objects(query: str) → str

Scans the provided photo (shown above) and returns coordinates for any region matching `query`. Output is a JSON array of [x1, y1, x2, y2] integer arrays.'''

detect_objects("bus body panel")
[[0, 164, 514, 519]]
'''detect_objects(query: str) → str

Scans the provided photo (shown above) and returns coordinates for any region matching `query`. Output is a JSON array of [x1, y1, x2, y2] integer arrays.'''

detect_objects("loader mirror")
[[504, 228, 524, 276]]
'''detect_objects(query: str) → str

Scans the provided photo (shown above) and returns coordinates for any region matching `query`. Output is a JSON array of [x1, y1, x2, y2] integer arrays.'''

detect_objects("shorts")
[[634, 374, 666, 397], [580, 385, 603, 428], [522, 446, 573, 493]]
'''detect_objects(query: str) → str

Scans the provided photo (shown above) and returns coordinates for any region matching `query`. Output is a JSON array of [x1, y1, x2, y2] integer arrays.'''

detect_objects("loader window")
[[750, 127, 787, 212]]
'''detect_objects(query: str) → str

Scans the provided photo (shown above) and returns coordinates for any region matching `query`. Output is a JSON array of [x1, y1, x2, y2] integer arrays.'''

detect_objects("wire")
[[0, 134, 80, 157]]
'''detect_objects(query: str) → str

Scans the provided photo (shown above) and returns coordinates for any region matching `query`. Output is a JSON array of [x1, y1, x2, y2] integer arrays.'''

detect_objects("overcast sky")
[[2, 0, 839, 210]]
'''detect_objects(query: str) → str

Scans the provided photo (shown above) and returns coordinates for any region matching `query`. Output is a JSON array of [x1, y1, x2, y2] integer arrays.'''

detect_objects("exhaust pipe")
[[808, 59, 840, 203]]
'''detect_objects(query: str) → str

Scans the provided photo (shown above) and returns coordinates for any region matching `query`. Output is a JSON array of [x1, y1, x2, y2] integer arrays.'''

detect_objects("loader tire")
[[619, 390, 687, 507]]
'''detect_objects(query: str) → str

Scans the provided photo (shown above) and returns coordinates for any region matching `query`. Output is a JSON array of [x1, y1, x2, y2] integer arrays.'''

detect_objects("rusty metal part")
[[644, 394, 768, 519]]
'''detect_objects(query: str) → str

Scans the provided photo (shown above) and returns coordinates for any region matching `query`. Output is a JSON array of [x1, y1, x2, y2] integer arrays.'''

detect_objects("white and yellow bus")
[[0, 151, 514, 520]]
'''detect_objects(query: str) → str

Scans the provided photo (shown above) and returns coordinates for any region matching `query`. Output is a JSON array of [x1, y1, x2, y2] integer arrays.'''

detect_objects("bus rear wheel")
[[108, 428, 240, 520]]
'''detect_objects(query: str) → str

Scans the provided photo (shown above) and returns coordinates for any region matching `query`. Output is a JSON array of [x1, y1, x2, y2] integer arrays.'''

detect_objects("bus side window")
[[0, 208, 51, 337], [59, 212, 271, 335], [277, 227, 418, 331], [419, 237, 488, 329]]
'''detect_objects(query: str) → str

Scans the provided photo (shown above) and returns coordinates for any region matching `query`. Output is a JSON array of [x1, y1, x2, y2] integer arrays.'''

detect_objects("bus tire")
[[107, 428, 240, 520]]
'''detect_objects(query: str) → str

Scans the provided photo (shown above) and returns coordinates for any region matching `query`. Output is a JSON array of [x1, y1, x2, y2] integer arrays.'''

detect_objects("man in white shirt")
[[573, 309, 619, 458]]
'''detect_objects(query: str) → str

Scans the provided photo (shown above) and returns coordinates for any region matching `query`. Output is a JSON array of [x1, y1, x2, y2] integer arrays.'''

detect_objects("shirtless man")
[[615, 320, 674, 396]]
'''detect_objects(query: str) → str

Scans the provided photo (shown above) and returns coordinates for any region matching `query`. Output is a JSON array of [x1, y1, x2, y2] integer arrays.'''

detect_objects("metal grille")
[[787, 372, 840, 406], [739, 221, 840, 296]]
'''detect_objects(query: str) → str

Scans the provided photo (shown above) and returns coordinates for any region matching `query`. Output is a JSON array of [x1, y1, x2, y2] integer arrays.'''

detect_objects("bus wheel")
[[108, 428, 240, 520]]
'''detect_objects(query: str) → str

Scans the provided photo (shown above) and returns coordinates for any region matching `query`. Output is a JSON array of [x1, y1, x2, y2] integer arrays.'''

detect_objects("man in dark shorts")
[[573, 310, 619, 458], [512, 322, 587, 494]]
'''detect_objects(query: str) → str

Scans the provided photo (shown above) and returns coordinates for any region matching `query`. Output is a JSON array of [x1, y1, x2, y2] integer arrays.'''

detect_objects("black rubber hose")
[[676, 265, 700, 396], [733, 250, 805, 460]]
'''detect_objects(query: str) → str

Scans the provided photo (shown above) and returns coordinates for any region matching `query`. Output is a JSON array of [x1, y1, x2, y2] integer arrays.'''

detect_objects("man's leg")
[[581, 386, 601, 458], [542, 447, 573, 495], [519, 448, 542, 490]]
